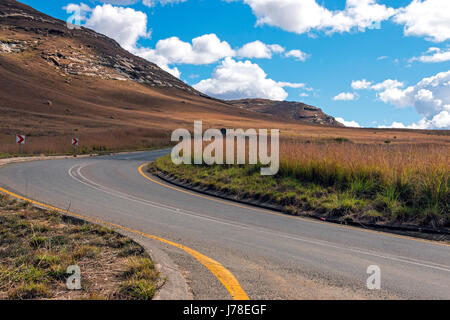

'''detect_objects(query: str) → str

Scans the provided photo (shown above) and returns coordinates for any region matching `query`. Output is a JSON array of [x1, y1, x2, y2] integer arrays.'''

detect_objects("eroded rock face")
[[0, 40, 21, 53], [0, 38, 38, 53], [40, 47, 132, 81], [228, 99, 345, 127], [0, 0, 200, 94]]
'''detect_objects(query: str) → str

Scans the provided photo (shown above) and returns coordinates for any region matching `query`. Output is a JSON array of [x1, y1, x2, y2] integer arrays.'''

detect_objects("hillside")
[[0, 0, 201, 94], [228, 99, 344, 127], [0, 0, 267, 152], [0, 0, 448, 155]]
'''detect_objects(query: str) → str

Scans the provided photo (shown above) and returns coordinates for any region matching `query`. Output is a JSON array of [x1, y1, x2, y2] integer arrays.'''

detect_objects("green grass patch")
[[153, 154, 449, 228], [117, 257, 160, 300]]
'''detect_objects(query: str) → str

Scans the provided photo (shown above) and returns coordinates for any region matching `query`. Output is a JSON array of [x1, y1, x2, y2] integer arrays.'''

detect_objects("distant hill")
[[228, 99, 345, 127]]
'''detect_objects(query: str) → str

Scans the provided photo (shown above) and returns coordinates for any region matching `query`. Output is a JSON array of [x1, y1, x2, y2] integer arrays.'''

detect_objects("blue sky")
[[20, 0, 450, 129]]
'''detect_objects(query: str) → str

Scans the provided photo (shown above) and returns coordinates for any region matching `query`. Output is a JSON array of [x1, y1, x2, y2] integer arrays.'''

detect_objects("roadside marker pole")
[[16, 134, 25, 155], [72, 138, 79, 156]]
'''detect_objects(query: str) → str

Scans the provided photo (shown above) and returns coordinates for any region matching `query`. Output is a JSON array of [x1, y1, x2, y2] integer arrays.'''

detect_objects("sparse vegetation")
[[117, 257, 159, 300], [0, 194, 161, 300], [153, 139, 449, 229], [0, 153, 14, 159], [0, 128, 172, 157]]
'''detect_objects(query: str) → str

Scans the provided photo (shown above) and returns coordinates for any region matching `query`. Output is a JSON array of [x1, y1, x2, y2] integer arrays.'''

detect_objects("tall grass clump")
[[279, 140, 449, 224]]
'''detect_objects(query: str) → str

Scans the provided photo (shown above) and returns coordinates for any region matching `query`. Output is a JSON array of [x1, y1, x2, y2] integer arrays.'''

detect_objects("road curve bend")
[[0, 150, 449, 299]]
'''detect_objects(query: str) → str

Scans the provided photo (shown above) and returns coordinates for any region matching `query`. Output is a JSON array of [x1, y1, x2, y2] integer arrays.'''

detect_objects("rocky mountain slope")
[[0, 0, 202, 94], [0, 0, 346, 131], [228, 99, 344, 127]]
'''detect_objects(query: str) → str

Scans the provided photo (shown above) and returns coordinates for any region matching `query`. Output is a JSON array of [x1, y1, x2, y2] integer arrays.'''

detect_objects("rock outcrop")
[[228, 99, 345, 127]]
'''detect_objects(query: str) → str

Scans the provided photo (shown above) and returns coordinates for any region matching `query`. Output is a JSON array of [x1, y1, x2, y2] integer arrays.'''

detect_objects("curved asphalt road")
[[0, 150, 449, 299]]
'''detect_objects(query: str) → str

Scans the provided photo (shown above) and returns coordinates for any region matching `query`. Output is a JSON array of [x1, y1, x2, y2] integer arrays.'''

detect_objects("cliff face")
[[228, 99, 345, 127]]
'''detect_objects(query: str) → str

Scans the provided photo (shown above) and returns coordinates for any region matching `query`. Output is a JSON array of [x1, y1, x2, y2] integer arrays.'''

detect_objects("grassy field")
[[153, 139, 449, 229], [0, 194, 161, 300], [0, 127, 172, 157]]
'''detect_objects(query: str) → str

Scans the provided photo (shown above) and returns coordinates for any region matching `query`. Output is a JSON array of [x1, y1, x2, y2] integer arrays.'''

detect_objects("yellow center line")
[[138, 164, 450, 248], [0, 186, 250, 301]]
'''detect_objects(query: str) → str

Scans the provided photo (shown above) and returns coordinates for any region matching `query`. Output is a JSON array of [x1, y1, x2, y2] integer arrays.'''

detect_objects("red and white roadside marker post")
[[72, 138, 79, 156], [16, 134, 25, 154]]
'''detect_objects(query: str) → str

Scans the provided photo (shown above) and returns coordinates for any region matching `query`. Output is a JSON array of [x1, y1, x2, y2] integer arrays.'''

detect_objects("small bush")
[[334, 137, 350, 143], [118, 279, 156, 300], [117, 257, 159, 300]]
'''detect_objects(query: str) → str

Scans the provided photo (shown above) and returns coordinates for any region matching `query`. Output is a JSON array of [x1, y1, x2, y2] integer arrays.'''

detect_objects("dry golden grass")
[[0, 128, 171, 156], [279, 139, 449, 218], [280, 139, 449, 188], [155, 136, 449, 229]]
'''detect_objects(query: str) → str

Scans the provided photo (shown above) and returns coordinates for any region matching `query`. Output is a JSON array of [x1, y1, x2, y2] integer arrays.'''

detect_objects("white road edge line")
[[66, 161, 450, 273]]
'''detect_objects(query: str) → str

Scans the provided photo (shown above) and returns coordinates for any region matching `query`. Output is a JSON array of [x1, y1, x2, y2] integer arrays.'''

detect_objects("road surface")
[[0, 150, 449, 299]]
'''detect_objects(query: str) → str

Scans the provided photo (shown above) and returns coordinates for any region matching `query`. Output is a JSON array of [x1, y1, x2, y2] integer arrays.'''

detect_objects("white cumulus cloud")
[[333, 92, 355, 101], [371, 79, 404, 91], [348, 74, 450, 129], [239, 0, 396, 35], [225, 0, 450, 43], [335, 117, 361, 127], [236, 41, 284, 59], [285, 49, 309, 62], [84, 4, 150, 51], [379, 112, 450, 129], [409, 47, 450, 63], [377, 121, 407, 129], [277, 81, 305, 89], [394, 0, 450, 42], [151, 34, 235, 65], [376, 70, 450, 129], [351, 79, 406, 101], [192, 57, 303, 100], [351, 79, 372, 90], [134, 36, 298, 78]]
